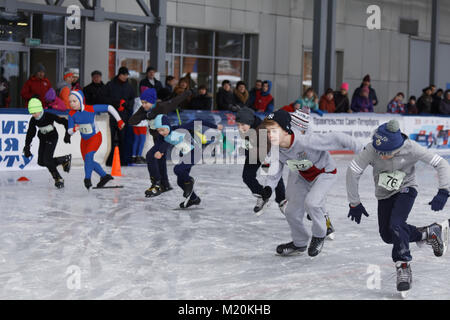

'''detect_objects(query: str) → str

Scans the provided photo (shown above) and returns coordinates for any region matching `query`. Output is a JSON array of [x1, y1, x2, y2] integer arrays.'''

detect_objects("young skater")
[[150, 114, 222, 208], [346, 119, 450, 295], [262, 109, 362, 257], [131, 97, 147, 164], [67, 90, 125, 190], [23, 98, 72, 188], [129, 88, 194, 194], [235, 107, 287, 215]]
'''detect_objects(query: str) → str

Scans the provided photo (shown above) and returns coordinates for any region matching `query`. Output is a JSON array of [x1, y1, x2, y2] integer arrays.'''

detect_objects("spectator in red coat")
[[319, 88, 336, 113], [21, 63, 51, 106]]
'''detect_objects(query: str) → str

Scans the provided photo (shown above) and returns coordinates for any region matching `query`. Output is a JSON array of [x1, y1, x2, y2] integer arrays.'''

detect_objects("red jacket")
[[319, 95, 336, 113], [21, 76, 51, 105], [281, 103, 296, 113]]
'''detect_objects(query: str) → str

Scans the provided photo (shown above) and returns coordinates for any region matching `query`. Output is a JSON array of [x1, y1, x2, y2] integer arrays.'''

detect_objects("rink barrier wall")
[[1, 108, 449, 171]]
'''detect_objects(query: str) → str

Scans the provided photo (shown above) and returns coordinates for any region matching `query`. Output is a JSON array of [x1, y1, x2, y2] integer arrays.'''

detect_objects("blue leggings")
[[132, 133, 146, 157], [84, 151, 106, 179]]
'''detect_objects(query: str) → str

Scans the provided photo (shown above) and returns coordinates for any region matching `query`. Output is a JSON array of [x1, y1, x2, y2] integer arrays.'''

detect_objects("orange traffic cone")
[[17, 176, 30, 182], [111, 146, 122, 177]]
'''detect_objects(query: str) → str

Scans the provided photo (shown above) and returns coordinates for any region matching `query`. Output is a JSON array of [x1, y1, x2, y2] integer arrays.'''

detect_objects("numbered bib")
[[378, 170, 406, 191], [39, 124, 54, 134], [286, 159, 313, 172], [79, 123, 94, 135]]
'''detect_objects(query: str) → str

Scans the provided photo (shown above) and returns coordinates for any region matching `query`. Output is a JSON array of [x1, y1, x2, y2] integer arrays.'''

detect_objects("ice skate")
[[161, 180, 173, 193], [84, 178, 92, 190], [278, 199, 288, 216], [253, 194, 270, 216], [276, 241, 307, 256], [51, 172, 64, 189], [183, 178, 195, 198], [179, 196, 201, 209], [396, 261, 412, 298], [62, 154, 72, 173], [325, 215, 335, 240], [308, 236, 325, 257], [418, 221, 449, 257], [97, 174, 114, 188], [145, 181, 163, 198]]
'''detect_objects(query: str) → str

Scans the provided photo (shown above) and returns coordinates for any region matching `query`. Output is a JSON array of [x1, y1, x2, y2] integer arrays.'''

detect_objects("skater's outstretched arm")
[[146, 90, 193, 120], [92, 104, 124, 129], [346, 145, 372, 206], [306, 132, 363, 154], [128, 106, 146, 125]]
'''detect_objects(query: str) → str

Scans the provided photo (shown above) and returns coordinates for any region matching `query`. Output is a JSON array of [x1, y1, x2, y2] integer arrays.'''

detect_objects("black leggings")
[[38, 135, 64, 178]]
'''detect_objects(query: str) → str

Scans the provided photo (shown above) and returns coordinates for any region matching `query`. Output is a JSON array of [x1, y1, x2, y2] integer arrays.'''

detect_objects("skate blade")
[[92, 185, 123, 189], [400, 291, 409, 299], [326, 232, 335, 241], [254, 203, 270, 217], [173, 207, 204, 211], [275, 251, 305, 257]]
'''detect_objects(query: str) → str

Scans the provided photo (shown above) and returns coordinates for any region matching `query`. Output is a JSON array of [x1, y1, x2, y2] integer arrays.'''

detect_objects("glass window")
[[67, 27, 81, 46], [0, 50, 28, 108], [118, 23, 145, 51], [215, 32, 243, 58], [183, 28, 212, 56], [182, 57, 212, 90], [0, 12, 30, 43], [108, 51, 116, 80], [109, 22, 116, 49], [302, 51, 312, 93], [174, 28, 181, 53], [33, 14, 64, 45], [66, 48, 81, 69], [214, 59, 242, 91], [165, 26, 173, 53]]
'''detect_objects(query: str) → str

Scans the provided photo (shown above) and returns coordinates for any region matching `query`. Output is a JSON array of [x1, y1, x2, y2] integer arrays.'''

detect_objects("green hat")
[[28, 98, 43, 114]]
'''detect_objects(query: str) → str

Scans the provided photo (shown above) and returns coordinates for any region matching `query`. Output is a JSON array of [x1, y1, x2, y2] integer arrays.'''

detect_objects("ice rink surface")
[[0, 155, 449, 300]]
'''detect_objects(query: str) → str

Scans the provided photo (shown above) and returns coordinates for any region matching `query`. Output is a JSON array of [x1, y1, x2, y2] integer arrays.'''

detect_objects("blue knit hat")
[[154, 114, 171, 132], [140, 88, 157, 104], [70, 90, 85, 109], [372, 120, 405, 154]]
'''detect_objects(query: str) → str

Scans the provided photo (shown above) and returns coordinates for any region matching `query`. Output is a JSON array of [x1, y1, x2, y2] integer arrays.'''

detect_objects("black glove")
[[63, 133, 71, 144], [261, 186, 272, 201], [348, 203, 369, 224], [429, 189, 449, 211], [23, 145, 32, 158]]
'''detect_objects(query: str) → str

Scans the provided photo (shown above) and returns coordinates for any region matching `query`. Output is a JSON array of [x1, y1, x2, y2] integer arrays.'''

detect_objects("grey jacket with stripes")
[[346, 137, 450, 206]]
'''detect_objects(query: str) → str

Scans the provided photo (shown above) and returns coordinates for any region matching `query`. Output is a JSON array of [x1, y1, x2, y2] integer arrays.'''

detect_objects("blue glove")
[[348, 203, 369, 224], [312, 109, 324, 116], [429, 189, 449, 211]]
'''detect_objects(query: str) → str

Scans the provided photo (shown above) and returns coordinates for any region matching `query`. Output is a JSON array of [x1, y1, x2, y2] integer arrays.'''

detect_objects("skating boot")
[[276, 241, 307, 256], [52, 172, 64, 189], [145, 178, 163, 198], [396, 261, 412, 297], [136, 156, 147, 164], [84, 178, 92, 190], [308, 236, 325, 257], [161, 180, 173, 193], [179, 196, 201, 209], [253, 194, 270, 216], [62, 154, 72, 173], [325, 215, 335, 240], [418, 223, 447, 257], [97, 174, 114, 188], [278, 199, 288, 216], [183, 178, 195, 199]]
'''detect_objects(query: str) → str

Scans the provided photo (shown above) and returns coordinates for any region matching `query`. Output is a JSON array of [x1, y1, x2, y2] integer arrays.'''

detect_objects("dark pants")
[[173, 151, 199, 200], [38, 134, 64, 179], [242, 160, 286, 204], [377, 187, 423, 262], [146, 145, 168, 184], [106, 114, 133, 166]]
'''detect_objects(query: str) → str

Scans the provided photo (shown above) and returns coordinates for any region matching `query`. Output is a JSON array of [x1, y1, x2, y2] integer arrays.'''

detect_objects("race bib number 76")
[[378, 170, 406, 192]]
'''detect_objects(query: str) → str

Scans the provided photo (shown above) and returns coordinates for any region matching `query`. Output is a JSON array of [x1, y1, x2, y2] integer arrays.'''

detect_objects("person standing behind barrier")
[[352, 74, 378, 106], [57, 69, 74, 109], [216, 80, 234, 111], [432, 88, 444, 115], [105, 67, 136, 166], [294, 87, 321, 116], [252, 80, 274, 117], [0, 67, 10, 107], [417, 87, 433, 114], [319, 88, 336, 113], [334, 83, 351, 113], [387, 92, 406, 114], [249, 80, 262, 107], [407, 96, 418, 114], [158, 76, 177, 101], [351, 86, 373, 113], [21, 63, 51, 106], [139, 66, 163, 97], [189, 85, 212, 110], [439, 90, 450, 115], [232, 81, 250, 112], [83, 70, 108, 105]]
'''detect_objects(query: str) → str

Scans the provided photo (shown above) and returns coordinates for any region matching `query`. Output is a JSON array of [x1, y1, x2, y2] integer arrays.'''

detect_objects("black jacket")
[[83, 82, 108, 105], [334, 91, 350, 113], [105, 76, 136, 120], [139, 78, 163, 97], [25, 112, 69, 147], [216, 88, 233, 111], [189, 94, 212, 110]]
